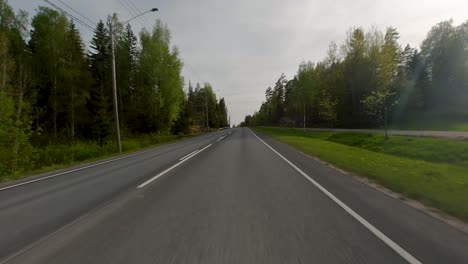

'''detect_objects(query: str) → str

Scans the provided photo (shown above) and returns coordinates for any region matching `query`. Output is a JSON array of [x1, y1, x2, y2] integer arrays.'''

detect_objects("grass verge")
[[0, 133, 198, 183], [254, 127, 468, 221], [390, 112, 468, 131]]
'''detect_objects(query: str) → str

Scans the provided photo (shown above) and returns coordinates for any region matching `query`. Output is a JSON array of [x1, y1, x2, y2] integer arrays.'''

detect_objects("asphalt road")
[[1, 128, 468, 263]]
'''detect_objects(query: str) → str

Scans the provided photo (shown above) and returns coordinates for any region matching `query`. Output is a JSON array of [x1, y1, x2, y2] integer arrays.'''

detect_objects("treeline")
[[242, 20, 468, 132], [0, 1, 227, 176]]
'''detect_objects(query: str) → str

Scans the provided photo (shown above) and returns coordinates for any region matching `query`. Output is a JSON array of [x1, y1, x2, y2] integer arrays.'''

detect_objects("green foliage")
[[63, 21, 90, 141], [179, 81, 228, 132], [0, 0, 33, 175], [1, 133, 184, 181], [256, 127, 468, 220], [134, 20, 184, 133], [390, 111, 468, 131], [218, 97, 228, 128], [318, 89, 338, 128], [0, 3, 227, 177], [245, 21, 468, 132], [29, 6, 69, 139], [88, 20, 112, 144], [0, 92, 16, 174], [326, 133, 468, 167], [116, 23, 138, 129]]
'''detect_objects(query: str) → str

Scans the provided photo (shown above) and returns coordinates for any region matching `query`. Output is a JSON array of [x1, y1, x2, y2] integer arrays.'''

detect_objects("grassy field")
[[390, 121, 468, 131], [389, 112, 468, 131], [254, 127, 468, 221], [0, 133, 195, 183]]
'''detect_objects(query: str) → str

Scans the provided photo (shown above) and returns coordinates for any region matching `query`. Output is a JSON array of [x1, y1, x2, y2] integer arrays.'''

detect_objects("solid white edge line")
[[216, 136, 226, 142], [179, 149, 200, 161], [0, 133, 220, 192], [0, 146, 163, 192], [137, 144, 212, 189], [248, 128, 421, 264]]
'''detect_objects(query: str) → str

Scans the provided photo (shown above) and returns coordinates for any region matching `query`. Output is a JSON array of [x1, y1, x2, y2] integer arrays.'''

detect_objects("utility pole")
[[109, 22, 122, 153], [108, 8, 158, 153]]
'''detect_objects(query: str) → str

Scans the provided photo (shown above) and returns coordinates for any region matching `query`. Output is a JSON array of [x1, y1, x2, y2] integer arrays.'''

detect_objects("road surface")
[[0, 128, 467, 263], [285, 127, 468, 139]]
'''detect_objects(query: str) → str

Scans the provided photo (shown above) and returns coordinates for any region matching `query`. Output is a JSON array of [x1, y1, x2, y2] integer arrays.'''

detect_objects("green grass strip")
[[255, 127, 468, 221]]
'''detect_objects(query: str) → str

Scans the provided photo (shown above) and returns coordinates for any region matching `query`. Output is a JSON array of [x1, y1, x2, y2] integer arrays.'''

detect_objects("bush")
[[0, 133, 186, 181]]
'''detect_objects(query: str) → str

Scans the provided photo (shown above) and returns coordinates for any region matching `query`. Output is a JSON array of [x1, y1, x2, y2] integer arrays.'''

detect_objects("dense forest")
[[0, 0, 228, 176], [242, 20, 468, 134]]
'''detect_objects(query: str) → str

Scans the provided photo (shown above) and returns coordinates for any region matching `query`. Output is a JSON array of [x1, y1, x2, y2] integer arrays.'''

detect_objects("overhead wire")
[[46, 0, 203, 97], [117, 0, 146, 29], [43, 0, 95, 32], [125, 0, 151, 25], [56, 0, 96, 25]]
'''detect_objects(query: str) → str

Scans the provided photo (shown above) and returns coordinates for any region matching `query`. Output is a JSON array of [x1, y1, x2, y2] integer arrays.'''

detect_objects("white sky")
[[10, 0, 468, 125]]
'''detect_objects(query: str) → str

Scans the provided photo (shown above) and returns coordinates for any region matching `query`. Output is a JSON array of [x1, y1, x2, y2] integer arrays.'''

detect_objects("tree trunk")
[[69, 55, 75, 142], [205, 91, 209, 130], [303, 103, 306, 131], [2, 42, 6, 93], [13, 64, 24, 172], [71, 82, 75, 141], [53, 74, 58, 139], [384, 106, 388, 140]]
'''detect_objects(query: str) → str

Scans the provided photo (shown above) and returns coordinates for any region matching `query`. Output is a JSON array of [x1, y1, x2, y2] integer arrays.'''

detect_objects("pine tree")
[[29, 7, 68, 140], [63, 21, 90, 141], [218, 98, 228, 128], [117, 23, 138, 129], [89, 20, 112, 145], [0, 0, 32, 174]]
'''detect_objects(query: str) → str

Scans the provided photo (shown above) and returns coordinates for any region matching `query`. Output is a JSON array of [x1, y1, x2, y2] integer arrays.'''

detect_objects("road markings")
[[0, 132, 223, 192], [0, 146, 170, 192], [216, 136, 226, 142], [179, 150, 201, 161], [137, 144, 212, 189], [249, 129, 421, 264], [179, 149, 200, 161]]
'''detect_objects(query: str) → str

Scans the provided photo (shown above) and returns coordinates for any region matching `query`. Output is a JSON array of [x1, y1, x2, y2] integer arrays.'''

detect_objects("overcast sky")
[[10, 0, 468, 125]]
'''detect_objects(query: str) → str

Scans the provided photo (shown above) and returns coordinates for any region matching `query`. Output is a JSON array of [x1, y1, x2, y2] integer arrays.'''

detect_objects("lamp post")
[[109, 8, 158, 153]]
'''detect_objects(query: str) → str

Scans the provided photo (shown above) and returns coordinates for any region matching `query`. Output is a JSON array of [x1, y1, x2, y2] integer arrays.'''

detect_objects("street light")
[[123, 8, 158, 24], [109, 8, 158, 153]]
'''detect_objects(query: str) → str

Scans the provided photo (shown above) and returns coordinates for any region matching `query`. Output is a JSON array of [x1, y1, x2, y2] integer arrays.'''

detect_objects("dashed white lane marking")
[[179, 149, 200, 161], [0, 146, 164, 192], [137, 144, 212, 189]]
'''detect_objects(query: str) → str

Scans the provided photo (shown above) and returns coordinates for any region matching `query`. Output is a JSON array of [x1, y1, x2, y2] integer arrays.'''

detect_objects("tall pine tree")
[[88, 20, 112, 145]]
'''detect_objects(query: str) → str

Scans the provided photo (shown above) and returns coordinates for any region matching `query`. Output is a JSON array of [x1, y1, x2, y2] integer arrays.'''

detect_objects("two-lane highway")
[[1, 128, 468, 263], [0, 130, 228, 262]]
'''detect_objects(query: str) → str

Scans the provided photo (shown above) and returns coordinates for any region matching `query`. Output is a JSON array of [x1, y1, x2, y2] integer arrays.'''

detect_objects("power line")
[[117, 0, 146, 28], [43, 0, 95, 32], [118, 0, 137, 17], [184, 62, 208, 84], [125, 0, 151, 25], [56, 0, 96, 26], [44, 0, 93, 30]]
